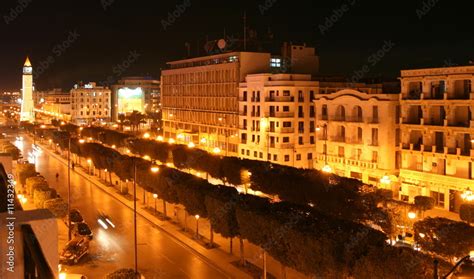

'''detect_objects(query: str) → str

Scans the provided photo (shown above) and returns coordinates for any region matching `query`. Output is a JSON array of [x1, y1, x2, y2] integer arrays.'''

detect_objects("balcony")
[[331, 136, 347, 143], [448, 121, 470, 128], [239, 97, 248, 102], [280, 127, 294, 133], [239, 111, 247, 116], [265, 112, 295, 118], [251, 97, 260, 102], [265, 96, 294, 102]]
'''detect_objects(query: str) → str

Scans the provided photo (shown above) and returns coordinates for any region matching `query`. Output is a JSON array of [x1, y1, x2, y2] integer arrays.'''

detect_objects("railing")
[[264, 96, 294, 102], [280, 127, 294, 133], [265, 112, 295, 118]]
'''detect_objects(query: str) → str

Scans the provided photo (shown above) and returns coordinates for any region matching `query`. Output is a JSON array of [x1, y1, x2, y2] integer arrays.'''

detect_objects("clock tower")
[[20, 56, 34, 122]]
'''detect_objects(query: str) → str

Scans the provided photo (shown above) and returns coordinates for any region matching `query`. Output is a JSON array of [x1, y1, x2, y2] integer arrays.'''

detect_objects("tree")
[[414, 196, 435, 217], [34, 188, 57, 208], [26, 176, 48, 196], [44, 198, 68, 218], [414, 217, 474, 259], [106, 268, 140, 279], [17, 163, 36, 187], [460, 204, 474, 224], [127, 111, 146, 132]]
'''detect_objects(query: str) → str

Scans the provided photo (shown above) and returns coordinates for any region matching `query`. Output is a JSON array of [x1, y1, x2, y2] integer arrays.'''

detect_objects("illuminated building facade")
[[161, 52, 271, 155], [34, 89, 71, 120], [70, 82, 111, 124], [314, 88, 400, 187], [238, 74, 319, 168], [20, 57, 35, 122], [111, 77, 160, 121], [399, 66, 474, 212]]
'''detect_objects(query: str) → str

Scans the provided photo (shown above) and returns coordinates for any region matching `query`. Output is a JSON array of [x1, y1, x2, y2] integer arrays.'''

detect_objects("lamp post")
[[434, 251, 474, 278], [153, 193, 158, 214], [67, 136, 72, 241], [321, 124, 332, 173], [132, 158, 138, 276], [195, 215, 200, 239]]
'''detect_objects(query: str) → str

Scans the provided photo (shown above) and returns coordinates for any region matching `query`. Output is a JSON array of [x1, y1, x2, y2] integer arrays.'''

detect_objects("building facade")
[[161, 52, 271, 155], [70, 82, 111, 124], [399, 66, 474, 212], [111, 77, 161, 121], [314, 88, 400, 188], [238, 74, 319, 168]]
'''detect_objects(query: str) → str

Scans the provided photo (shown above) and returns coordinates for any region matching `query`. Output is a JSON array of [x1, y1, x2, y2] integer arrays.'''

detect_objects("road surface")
[[15, 134, 228, 279]]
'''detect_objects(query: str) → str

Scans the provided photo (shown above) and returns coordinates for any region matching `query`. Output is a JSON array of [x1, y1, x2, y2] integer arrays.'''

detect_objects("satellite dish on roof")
[[217, 39, 227, 50]]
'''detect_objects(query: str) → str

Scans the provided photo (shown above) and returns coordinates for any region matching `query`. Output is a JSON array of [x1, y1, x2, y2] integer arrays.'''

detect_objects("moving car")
[[59, 237, 89, 265], [97, 213, 115, 230], [73, 222, 93, 240]]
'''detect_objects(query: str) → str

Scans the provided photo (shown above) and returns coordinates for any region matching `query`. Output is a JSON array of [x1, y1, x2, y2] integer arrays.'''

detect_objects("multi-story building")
[[110, 76, 161, 121], [161, 52, 271, 155], [399, 66, 474, 212], [238, 73, 319, 168], [70, 82, 111, 124], [314, 88, 400, 188], [34, 89, 71, 120]]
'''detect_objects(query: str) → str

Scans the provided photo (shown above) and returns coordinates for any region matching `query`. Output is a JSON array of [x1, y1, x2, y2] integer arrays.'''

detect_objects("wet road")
[[15, 134, 227, 279]]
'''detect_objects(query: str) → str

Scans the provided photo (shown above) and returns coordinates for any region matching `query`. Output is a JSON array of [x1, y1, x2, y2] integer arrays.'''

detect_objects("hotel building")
[[313, 88, 400, 188], [161, 52, 272, 155], [399, 66, 474, 212], [70, 82, 111, 124]]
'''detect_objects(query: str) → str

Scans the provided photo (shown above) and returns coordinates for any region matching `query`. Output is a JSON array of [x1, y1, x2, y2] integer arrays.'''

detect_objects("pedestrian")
[[72, 162, 75, 170], [56, 172, 59, 181]]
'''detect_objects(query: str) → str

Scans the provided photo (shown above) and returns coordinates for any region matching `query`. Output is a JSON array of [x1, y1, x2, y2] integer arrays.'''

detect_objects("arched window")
[[353, 106, 363, 122], [336, 105, 346, 121]]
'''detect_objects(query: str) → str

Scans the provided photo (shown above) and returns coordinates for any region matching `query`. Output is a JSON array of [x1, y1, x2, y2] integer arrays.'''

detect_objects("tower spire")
[[24, 56, 31, 67]]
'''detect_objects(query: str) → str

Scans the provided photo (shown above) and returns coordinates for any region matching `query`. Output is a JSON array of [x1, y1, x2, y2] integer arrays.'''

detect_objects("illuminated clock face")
[[23, 66, 32, 74]]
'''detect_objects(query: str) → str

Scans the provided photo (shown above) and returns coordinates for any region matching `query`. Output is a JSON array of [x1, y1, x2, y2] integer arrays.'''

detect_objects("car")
[[59, 237, 89, 265], [59, 273, 88, 279], [97, 213, 115, 230], [73, 222, 93, 240], [67, 209, 84, 225]]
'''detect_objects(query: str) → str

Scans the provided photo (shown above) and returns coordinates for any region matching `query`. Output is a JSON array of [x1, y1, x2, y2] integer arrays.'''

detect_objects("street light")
[[188, 142, 195, 148], [213, 147, 221, 154], [143, 133, 150, 139], [168, 138, 176, 144], [408, 211, 417, 220], [150, 165, 160, 173], [322, 164, 333, 174], [195, 215, 200, 239], [153, 193, 158, 214], [461, 188, 474, 202], [380, 175, 391, 187], [156, 136, 164, 142]]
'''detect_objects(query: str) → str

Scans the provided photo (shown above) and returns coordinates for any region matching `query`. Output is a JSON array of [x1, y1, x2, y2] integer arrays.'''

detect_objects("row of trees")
[[17, 162, 68, 218], [48, 133, 448, 277], [76, 126, 393, 233], [0, 139, 21, 160]]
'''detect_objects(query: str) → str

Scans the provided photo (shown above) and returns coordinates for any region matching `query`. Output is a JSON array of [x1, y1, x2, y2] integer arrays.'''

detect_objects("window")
[[299, 137, 303, 145], [307, 153, 313, 160], [430, 191, 445, 208], [298, 106, 304, 117], [310, 106, 315, 117], [283, 137, 290, 143], [284, 155, 290, 162], [283, 122, 291, 127], [310, 136, 315, 144], [270, 58, 282, 68], [298, 91, 304, 102], [372, 106, 379, 122], [259, 152, 263, 159], [246, 150, 250, 156], [283, 106, 290, 112], [310, 121, 315, 132], [322, 105, 328, 119], [338, 146, 345, 157], [254, 151, 258, 157], [296, 154, 301, 161], [241, 149, 245, 155], [372, 151, 378, 163], [298, 122, 304, 133], [371, 128, 379, 146], [273, 154, 278, 161], [268, 153, 271, 161]]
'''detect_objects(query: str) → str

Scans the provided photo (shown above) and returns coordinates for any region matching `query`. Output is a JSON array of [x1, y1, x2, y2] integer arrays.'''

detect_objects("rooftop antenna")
[[243, 11, 247, 51]]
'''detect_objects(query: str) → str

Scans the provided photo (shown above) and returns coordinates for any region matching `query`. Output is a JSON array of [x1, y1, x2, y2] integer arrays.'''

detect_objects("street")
[[15, 134, 228, 279]]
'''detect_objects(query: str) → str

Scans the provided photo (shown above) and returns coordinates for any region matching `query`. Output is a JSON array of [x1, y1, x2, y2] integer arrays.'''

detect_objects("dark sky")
[[0, 0, 472, 91]]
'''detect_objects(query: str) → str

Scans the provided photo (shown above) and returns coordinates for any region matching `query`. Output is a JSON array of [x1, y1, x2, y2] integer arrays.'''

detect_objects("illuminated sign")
[[118, 87, 144, 113]]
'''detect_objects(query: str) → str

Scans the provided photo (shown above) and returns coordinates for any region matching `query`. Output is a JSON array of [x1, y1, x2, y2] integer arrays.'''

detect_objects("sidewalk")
[[38, 140, 257, 279]]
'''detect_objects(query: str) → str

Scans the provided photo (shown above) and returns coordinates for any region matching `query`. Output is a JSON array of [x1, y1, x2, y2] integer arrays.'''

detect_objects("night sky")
[[0, 0, 472, 91]]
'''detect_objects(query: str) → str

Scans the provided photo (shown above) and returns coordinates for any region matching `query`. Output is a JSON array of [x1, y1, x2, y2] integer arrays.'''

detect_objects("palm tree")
[[146, 111, 162, 131], [127, 111, 146, 133], [118, 113, 126, 131]]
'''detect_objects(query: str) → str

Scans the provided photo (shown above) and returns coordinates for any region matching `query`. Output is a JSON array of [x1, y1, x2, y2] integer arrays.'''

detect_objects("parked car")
[[67, 209, 84, 225], [73, 222, 93, 240], [59, 237, 89, 265]]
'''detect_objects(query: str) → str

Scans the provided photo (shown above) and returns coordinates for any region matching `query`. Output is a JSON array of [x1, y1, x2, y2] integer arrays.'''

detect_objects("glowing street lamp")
[[408, 212, 417, 220], [213, 147, 221, 154], [150, 165, 160, 173], [156, 136, 164, 142], [200, 138, 207, 144], [461, 188, 474, 202], [143, 133, 150, 139], [188, 142, 195, 148], [143, 155, 151, 161], [168, 138, 176, 144], [322, 164, 332, 174], [79, 139, 85, 144], [195, 215, 200, 239], [380, 175, 391, 186]]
